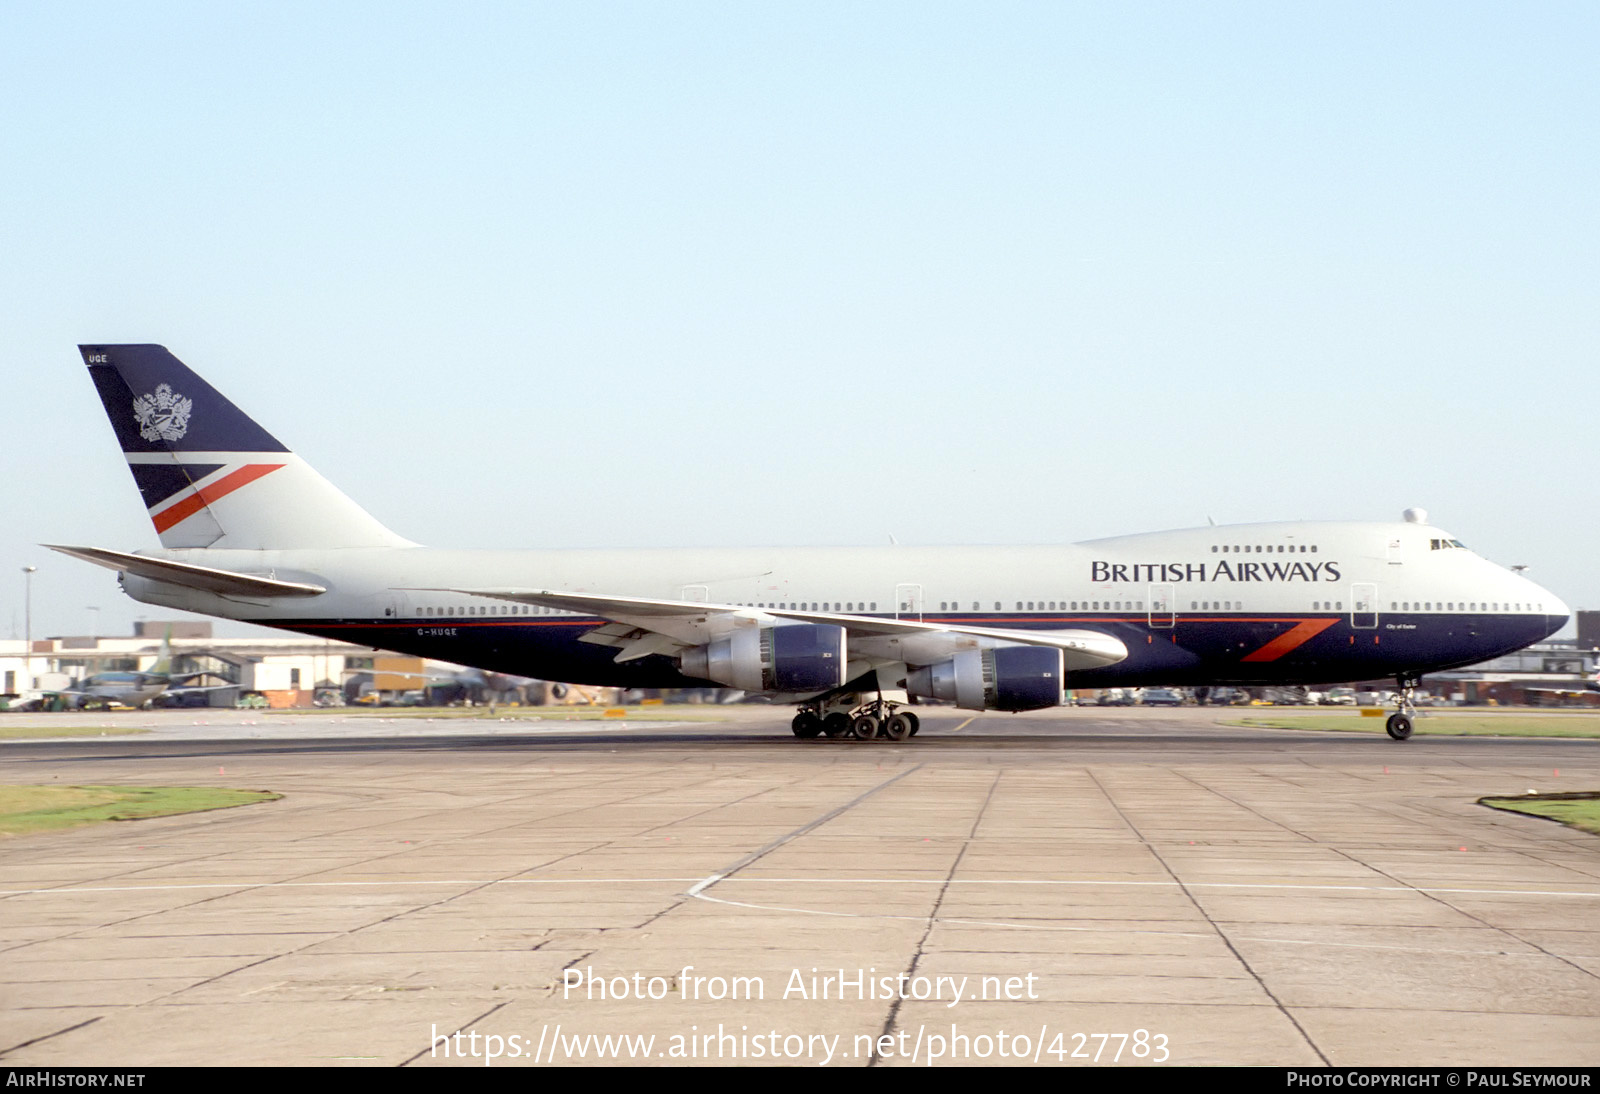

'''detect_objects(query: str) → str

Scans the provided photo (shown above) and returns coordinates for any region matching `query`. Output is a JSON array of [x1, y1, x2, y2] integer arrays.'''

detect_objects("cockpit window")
[[1429, 538, 1469, 550]]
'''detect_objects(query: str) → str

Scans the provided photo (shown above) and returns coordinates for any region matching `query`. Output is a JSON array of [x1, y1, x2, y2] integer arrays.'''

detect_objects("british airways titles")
[[1090, 560, 1343, 584]]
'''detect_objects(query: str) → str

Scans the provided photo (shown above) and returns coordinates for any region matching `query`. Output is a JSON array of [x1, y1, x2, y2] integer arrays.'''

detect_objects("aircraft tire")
[[1385, 713, 1413, 741], [884, 713, 915, 741], [905, 712, 920, 736], [851, 714, 880, 741], [823, 713, 852, 738], [792, 712, 822, 738]]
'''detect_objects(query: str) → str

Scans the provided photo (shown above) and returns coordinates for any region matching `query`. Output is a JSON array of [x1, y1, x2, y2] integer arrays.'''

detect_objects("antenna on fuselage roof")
[[1206, 515, 1216, 527]]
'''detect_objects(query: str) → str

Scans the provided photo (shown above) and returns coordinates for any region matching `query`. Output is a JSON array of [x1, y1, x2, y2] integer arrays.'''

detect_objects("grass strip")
[[1230, 714, 1600, 738], [0, 785, 281, 836], [0, 726, 150, 740], [1480, 793, 1600, 836]]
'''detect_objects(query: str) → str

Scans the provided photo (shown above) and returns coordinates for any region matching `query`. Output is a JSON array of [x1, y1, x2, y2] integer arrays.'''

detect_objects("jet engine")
[[905, 645, 1064, 711], [679, 624, 847, 693]]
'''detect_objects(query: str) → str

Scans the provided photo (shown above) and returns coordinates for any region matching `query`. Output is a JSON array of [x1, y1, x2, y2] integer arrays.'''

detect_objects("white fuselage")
[[116, 518, 1568, 691]]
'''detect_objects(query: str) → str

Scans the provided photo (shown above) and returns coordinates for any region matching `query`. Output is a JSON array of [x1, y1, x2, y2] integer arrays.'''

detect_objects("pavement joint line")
[[1523, 848, 1600, 885], [873, 770, 1001, 1067], [590, 769, 926, 934], [0, 1016, 102, 1059], [632, 771, 812, 842], [271, 762, 690, 847], [1170, 768, 1319, 843], [399, 1000, 511, 1068], [685, 762, 925, 900], [1329, 837, 1600, 986], [1085, 767, 1332, 1066], [4, 878, 1598, 897], [1, 765, 744, 923], [682, 885, 1164, 934], [141, 860, 529, 1005], [270, 762, 771, 888]]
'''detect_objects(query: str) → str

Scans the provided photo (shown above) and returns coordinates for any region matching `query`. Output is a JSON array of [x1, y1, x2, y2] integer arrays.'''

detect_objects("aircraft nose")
[[1534, 582, 1570, 637]]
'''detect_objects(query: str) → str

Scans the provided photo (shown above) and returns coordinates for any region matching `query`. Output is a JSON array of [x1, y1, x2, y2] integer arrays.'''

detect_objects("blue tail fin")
[[84, 345, 289, 455]]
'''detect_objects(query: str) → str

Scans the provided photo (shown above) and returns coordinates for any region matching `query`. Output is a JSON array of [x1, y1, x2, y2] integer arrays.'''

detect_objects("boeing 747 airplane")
[[49, 345, 1571, 742]]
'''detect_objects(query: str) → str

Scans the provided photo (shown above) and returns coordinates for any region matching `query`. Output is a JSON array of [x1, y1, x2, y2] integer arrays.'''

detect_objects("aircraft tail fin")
[[149, 628, 173, 677], [80, 345, 412, 550]]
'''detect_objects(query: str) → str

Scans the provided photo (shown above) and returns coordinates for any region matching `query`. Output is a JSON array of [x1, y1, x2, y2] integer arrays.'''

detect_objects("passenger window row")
[[1212, 544, 1317, 553]]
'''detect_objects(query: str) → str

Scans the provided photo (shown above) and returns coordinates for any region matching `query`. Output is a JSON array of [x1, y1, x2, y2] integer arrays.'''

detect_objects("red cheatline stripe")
[[150, 464, 285, 533], [1240, 617, 1340, 662]]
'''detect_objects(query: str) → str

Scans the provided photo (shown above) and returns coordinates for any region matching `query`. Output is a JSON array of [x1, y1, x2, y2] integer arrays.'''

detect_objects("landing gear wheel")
[[905, 712, 920, 737], [851, 714, 881, 740], [1387, 674, 1419, 741], [884, 713, 915, 741], [792, 712, 822, 739], [823, 713, 852, 738]]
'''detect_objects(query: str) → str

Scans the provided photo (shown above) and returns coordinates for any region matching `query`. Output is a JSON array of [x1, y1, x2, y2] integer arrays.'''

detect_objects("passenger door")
[[1148, 583, 1175, 628], [1351, 583, 1378, 630]]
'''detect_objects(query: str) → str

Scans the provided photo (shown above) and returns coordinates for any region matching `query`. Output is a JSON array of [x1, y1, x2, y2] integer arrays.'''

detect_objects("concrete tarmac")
[[1, 706, 1597, 1067]]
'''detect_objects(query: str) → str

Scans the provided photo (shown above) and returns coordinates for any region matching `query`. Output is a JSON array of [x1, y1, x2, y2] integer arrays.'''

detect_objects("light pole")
[[22, 567, 36, 691], [87, 605, 100, 642]]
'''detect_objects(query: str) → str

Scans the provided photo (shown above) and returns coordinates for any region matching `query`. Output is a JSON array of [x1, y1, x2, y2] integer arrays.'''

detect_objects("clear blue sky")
[[3, 2, 1596, 640]]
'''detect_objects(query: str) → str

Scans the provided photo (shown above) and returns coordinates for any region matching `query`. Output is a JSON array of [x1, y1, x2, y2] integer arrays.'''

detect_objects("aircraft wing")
[[435, 587, 1128, 672], [162, 670, 240, 690], [164, 671, 218, 685], [161, 683, 241, 696]]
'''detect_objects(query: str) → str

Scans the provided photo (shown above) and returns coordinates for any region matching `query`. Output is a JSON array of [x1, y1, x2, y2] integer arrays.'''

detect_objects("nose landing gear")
[[1386, 675, 1419, 741]]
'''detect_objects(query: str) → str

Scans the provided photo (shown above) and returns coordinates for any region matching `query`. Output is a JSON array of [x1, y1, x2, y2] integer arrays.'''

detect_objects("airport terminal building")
[[0, 621, 526, 708]]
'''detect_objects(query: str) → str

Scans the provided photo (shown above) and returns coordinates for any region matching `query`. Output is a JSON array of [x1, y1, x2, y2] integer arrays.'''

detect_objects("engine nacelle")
[[906, 645, 1064, 711], [679, 624, 847, 693]]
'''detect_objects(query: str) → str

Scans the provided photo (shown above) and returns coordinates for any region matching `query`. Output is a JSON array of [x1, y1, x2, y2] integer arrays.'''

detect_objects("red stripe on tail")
[[150, 463, 285, 533]]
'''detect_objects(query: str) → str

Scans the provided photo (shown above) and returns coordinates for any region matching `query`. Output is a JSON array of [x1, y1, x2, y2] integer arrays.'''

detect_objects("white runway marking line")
[[5, 876, 1596, 957], [686, 873, 724, 898], [7, 877, 1595, 900], [682, 878, 1600, 957]]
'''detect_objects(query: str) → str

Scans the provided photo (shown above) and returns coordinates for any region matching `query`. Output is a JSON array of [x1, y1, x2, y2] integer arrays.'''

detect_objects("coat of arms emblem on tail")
[[132, 383, 192, 442]]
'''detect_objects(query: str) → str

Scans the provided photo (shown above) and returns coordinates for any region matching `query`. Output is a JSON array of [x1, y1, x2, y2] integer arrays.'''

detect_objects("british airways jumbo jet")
[[50, 345, 1570, 743]]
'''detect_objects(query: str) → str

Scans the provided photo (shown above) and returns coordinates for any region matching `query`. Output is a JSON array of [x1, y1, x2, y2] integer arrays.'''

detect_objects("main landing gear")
[[791, 698, 920, 743], [1386, 674, 1419, 741]]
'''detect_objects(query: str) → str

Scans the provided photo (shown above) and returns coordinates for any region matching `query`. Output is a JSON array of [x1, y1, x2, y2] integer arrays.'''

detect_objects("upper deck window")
[[1214, 543, 1319, 553]]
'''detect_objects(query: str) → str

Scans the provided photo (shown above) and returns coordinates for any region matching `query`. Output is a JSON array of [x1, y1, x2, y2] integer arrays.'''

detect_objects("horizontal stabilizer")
[[44, 544, 326, 598]]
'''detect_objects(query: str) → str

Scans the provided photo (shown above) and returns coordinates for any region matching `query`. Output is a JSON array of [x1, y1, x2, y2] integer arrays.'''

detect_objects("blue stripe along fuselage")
[[263, 611, 1558, 690]]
